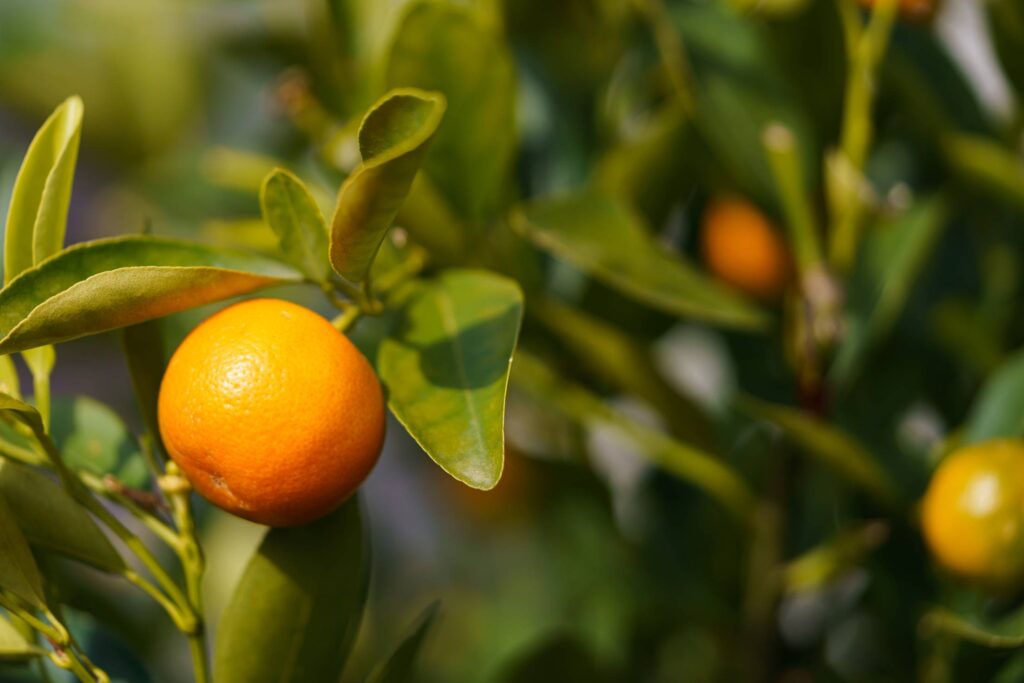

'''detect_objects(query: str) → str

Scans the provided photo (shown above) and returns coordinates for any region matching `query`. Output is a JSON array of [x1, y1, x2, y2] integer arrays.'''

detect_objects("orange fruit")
[[921, 439, 1024, 587], [701, 197, 790, 300], [157, 298, 385, 526]]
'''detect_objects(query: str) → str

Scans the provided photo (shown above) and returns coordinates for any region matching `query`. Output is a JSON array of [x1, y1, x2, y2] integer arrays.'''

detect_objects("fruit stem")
[[829, 0, 900, 273]]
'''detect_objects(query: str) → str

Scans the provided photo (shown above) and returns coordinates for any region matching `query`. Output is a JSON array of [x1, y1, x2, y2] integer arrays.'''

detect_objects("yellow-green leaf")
[[0, 612, 42, 660], [366, 601, 440, 683], [0, 496, 46, 610], [377, 270, 523, 490], [4, 96, 83, 285], [330, 88, 446, 283], [0, 235, 302, 355], [260, 169, 331, 283]]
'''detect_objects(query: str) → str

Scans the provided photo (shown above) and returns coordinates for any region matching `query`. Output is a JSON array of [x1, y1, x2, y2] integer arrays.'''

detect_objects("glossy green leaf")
[[963, 349, 1024, 443], [330, 88, 446, 283], [0, 357, 19, 399], [0, 496, 46, 610], [0, 459, 125, 573], [51, 396, 145, 487], [512, 192, 768, 330], [120, 320, 167, 444], [0, 235, 302, 355], [387, 2, 516, 222], [4, 95, 83, 285], [215, 497, 368, 683], [261, 169, 331, 283], [0, 612, 41, 660], [831, 198, 947, 387], [737, 395, 901, 510], [365, 601, 440, 683], [377, 270, 524, 490]]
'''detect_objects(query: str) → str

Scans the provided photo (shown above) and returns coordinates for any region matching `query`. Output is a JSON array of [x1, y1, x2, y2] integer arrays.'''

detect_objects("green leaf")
[[943, 134, 1024, 215], [0, 612, 42, 660], [51, 396, 145, 487], [4, 95, 83, 285], [512, 351, 755, 523], [330, 88, 446, 283], [214, 497, 369, 683], [512, 192, 768, 330], [386, 2, 516, 222], [260, 169, 331, 283], [736, 395, 902, 510], [0, 459, 125, 573], [0, 496, 46, 610], [0, 235, 302, 355], [365, 601, 440, 683], [831, 198, 948, 388], [0, 356, 19, 399], [377, 270, 524, 490], [963, 349, 1024, 443], [120, 320, 167, 444], [922, 607, 1024, 649]]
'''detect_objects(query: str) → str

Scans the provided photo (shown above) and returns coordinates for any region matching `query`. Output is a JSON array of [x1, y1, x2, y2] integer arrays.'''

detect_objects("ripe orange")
[[701, 197, 790, 300], [921, 439, 1024, 587], [157, 298, 385, 527]]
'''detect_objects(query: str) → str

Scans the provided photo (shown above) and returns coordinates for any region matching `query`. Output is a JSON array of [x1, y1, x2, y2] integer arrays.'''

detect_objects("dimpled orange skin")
[[157, 298, 385, 527], [701, 197, 790, 300], [922, 439, 1024, 588]]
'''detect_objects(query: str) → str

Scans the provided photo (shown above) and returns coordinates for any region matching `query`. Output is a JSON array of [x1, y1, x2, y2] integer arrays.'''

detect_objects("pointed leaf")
[[0, 235, 302, 355], [512, 192, 768, 330], [214, 497, 369, 683], [737, 395, 902, 510], [0, 459, 125, 572], [963, 349, 1024, 443], [387, 2, 516, 222], [260, 169, 331, 282], [377, 270, 523, 489], [120, 320, 167, 444], [366, 601, 440, 683], [0, 497, 46, 610], [0, 612, 42, 660], [4, 96, 83, 285], [330, 88, 446, 282]]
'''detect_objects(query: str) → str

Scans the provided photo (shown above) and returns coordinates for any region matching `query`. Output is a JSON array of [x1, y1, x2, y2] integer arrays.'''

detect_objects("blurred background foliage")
[[2, 0, 1024, 681]]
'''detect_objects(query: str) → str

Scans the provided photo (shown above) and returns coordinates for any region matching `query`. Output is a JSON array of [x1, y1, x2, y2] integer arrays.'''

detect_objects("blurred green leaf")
[[387, 1, 517, 223], [922, 607, 1024, 649], [120, 320, 167, 444], [50, 396, 145, 487], [0, 459, 125, 573], [831, 198, 947, 387], [497, 632, 615, 683], [260, 169, 331, 283], [330, 88, 446, 283], [783, 521, 889, 592], [0, 612, 41, 660], [533, 299, 713, 449], [214, 497, 368, 683], [3, 95, 82, 285], [943, 134, 1024, 215], [512, 192, 768, 330], [0, 496, 46, 610], [513, 351, 755, 523], [963, 349, 1024, 443], [377, 270, 523, 490], [988, 0, 1024, 99], [737, 395, 902, 510], [0, 235, 302, 355], [365, 601, 440, 683]]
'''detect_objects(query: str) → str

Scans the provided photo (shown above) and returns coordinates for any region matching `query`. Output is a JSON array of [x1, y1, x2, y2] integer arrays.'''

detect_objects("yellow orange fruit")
[[921, 439, 1024, 587], [157, 298, 385, 526], [701, 197, 790, 300]]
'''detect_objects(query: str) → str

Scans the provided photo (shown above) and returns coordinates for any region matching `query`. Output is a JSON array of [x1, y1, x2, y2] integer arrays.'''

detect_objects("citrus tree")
[[2, 0, 1024, 681]]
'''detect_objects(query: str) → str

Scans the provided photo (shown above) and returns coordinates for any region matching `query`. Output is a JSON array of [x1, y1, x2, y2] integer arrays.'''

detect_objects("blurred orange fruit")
[[701, 197, 790, 300], [921, 439, 1024, 587], [158, 298, 385, 526]]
